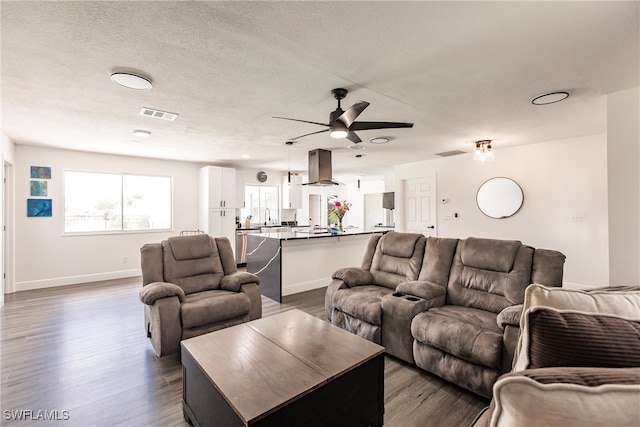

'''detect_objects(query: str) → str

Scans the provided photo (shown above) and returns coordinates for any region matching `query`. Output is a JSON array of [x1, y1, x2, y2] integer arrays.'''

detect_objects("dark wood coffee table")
[[181, 309, 384, 427]]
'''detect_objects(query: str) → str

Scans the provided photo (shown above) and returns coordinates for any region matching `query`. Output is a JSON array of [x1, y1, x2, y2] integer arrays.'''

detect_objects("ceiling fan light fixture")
[[531, 91, 569, 105], [110, 72, 152, 90], [330, 126, 348, 139]]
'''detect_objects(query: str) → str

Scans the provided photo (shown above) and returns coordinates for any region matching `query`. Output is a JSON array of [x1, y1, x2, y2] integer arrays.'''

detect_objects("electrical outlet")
[[444, 214, 453, 220], [122, 256, 129, 264]]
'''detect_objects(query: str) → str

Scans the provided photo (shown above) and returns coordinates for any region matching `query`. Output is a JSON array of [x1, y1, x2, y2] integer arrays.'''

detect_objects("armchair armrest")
[[396, 280, 446, 309], [332, 267, 373, 287], [497, 304, 523, 329], [139, 282, 185, 305], [221, 271, 260, 292]]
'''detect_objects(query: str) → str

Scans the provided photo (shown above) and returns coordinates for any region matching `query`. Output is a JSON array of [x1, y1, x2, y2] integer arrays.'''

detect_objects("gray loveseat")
[[139, 234, 262, 356], [325, 232, 565, 397]]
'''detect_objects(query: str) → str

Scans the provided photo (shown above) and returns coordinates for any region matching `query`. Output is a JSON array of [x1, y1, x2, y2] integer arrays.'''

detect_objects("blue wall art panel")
[[30, 166, 52, 179], [27, 198, 52, 217], [30, 180, 48, 196]]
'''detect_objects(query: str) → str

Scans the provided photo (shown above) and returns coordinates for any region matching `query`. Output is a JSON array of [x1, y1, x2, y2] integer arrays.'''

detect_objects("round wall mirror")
[[476, 177, 523, 219]]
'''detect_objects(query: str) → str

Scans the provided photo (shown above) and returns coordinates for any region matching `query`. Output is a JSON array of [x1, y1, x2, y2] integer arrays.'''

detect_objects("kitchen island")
[[246, 229, 386, 302]]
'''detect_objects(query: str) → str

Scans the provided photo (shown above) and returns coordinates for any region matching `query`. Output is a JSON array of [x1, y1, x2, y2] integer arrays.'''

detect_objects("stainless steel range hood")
[[303, 149, 339, 186]]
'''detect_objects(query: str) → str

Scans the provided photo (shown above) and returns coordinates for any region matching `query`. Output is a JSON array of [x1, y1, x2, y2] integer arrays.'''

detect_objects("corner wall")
[[395, 134, 609, 288], [14, 145, 200, 291], [607, 87, 640, 285]]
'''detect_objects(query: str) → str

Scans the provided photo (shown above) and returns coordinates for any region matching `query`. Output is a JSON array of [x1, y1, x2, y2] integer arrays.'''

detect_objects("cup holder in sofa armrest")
[[392, 292, 405, 297], [405, 296, 420, 302]]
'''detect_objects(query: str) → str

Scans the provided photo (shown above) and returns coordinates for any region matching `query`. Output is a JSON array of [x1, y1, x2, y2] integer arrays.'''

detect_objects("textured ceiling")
[[1, 1, 638, 182]]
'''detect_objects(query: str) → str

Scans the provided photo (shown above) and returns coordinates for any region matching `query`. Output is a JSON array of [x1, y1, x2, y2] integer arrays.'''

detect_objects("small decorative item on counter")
[[329, 200, 351, 232]]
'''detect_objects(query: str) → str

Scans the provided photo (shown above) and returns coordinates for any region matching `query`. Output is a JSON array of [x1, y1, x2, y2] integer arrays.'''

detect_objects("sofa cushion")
[[417, 237, 458, 285], [332, 285, 394, 326], [525, 308, 640, 370], [162, 237, 225, 295], [370, 232, 425, 289], [447, 239, 534, 313], [460, 237, 521, 273], [514, 284, 640, 371], [411, 306, 503, 370], [181, 290, 250, 329], [490, 367, 640, 427], [168, 234, 213, 260]]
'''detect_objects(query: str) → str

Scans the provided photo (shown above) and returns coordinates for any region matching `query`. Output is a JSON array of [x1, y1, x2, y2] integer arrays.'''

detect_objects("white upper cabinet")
[[200, 166, 237, 209], [282, 174, 303, 209]]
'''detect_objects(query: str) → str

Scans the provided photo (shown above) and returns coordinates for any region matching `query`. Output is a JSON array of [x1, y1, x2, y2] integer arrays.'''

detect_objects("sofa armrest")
[[325, 279, 349, 321], [332, 267, 373, 287], [396, 280, 446, 308], [139, 282, 185, 305], [497, 304, 523, 329], [221, 271, 260, 292]]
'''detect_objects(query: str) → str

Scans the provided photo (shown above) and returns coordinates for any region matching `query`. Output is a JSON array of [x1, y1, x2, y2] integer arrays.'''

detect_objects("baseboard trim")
[[283, 278, 328, 296], [15, 269, 142, 292]]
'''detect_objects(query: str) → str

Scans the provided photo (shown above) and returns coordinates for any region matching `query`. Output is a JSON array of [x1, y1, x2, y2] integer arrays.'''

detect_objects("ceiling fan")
[[275, 88, 414, 144]]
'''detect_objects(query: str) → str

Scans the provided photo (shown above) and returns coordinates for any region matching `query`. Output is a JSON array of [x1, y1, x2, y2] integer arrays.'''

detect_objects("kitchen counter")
[[255, 228, 384, 240], [246, 229, 386, 302]]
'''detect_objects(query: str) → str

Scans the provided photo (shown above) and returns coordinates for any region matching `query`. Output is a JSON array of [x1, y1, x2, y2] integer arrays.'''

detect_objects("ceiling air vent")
[[435, 150, 466, 157], [140, 107, 178, 121]]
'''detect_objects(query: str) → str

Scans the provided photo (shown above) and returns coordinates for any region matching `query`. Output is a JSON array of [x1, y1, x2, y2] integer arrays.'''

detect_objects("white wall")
[[607, 87, 640, 285], [1, 132, 16, 300], [395, 134, 609, 288], [14, 146, 200, 291]]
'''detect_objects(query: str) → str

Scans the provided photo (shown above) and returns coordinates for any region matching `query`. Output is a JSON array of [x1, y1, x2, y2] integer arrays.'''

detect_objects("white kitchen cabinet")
[[282, 174, 302, 209], [200, 166, 237, 257], [200, 166, 236, 209], [206, 209, 236, 248]]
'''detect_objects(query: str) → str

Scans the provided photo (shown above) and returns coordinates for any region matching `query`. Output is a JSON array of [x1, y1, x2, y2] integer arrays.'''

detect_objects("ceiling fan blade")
[[290, 128, 330, 141], [350, 121, 414, 131], [335, 101, 369, 128], [273, 116, 330, 127], [345, 131, 362, 143]]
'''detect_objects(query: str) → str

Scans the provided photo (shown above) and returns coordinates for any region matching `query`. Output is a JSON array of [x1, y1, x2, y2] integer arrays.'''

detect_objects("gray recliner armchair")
[[139, 234, 261, 356]]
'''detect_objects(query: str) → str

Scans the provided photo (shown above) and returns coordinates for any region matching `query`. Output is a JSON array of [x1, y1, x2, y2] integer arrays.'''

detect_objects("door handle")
[[427, 225, 435, 229]]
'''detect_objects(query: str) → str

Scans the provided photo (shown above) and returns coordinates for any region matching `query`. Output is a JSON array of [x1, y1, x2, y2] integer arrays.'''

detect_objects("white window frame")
[[63, 170, 173, 236]]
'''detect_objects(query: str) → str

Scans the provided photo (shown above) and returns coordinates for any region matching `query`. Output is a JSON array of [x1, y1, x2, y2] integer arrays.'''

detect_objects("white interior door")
[[309, 194, 322, 227], [404, 176, 437, 236]]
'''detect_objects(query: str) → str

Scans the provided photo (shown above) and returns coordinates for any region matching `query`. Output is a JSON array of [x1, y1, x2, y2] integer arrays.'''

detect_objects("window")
[[64, 171, 171, 233], [241, 185, 279, 225]]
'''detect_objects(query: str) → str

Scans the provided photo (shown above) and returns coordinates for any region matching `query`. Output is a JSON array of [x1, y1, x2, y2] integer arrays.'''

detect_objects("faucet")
[[264, 208, 271, 225]]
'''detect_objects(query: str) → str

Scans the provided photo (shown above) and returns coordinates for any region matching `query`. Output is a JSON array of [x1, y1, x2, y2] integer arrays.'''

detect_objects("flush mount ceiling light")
[[474, 140, 494, 162], [348, 145, 366, 150], [132, 130, 151, 138], [110, 72, 152, 90], [370, 137, 390, 144], [531, 91, 569, 105]]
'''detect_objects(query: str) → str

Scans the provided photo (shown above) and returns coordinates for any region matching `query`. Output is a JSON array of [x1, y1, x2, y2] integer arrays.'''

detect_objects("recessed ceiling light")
[[348, 145, 366, 150], [531, 91, 569, 105], [370, 137, 390, 144], [111, 72, 152, 90], [241, 154, 250, 159], [132, 130, 151, 138]]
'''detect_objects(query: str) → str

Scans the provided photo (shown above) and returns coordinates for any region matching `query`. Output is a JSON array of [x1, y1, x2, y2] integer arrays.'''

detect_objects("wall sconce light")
[[474, 140, 494, 162]]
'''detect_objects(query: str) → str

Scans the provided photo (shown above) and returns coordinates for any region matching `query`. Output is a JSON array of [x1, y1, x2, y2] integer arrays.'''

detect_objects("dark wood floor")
[[1, 278, 487, 426]]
